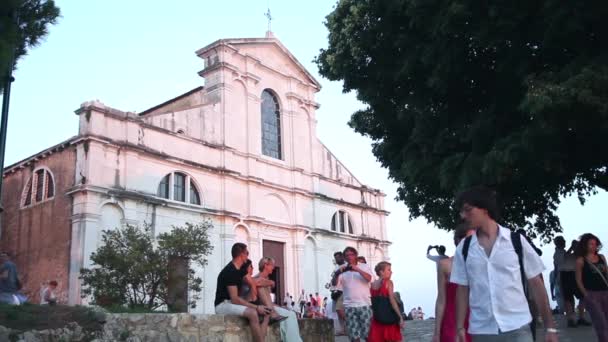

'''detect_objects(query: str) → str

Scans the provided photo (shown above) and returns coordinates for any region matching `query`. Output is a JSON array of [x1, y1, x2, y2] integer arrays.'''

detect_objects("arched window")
[[261, 89, 282, 159], [22, 168, 55, 207], [331, 210, 354, 234], [157, 172, 201, 205]]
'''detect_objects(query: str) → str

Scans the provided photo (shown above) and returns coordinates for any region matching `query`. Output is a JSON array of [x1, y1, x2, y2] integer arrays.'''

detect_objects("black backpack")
[[462, 231, 536, 340]]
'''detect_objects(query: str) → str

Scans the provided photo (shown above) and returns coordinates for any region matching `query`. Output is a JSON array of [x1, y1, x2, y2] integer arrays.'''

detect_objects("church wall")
[[1, 146, 77, 304], [58, 37, 393, 312], [69, 187, 229, 313], [224, 80, 249, 152]]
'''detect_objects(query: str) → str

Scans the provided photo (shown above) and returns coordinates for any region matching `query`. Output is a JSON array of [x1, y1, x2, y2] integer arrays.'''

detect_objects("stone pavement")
[[335, 316, 597, 341]]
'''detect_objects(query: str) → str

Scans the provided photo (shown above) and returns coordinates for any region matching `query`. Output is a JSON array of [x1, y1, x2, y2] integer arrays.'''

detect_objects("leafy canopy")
[[80, 221, 214, 310], [1, 0, 60, 82], [316, 0, 608, 240]]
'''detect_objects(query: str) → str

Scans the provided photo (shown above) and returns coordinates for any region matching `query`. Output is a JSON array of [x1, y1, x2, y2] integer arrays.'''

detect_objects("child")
[[40, 280, 58, 305]]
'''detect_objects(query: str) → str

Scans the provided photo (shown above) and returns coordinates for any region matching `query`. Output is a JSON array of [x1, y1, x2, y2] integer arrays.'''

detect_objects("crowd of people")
[[424, 186, 608, 342], [4, 185, 608, 342], [551, 233, 608, 340]]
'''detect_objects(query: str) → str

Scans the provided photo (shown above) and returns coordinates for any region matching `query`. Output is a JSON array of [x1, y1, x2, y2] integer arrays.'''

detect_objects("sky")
[[3, 0, 608, 315]]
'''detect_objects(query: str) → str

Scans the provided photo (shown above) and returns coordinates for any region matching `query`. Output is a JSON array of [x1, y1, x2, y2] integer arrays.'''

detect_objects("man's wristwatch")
[[546, 328, 558, 334]]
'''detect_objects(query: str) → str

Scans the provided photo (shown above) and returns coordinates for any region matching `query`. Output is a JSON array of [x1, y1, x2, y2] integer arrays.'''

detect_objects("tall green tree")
[[80, 222, 214, 310], [1, 0, 60, 84], [316, 0, 608, 240]]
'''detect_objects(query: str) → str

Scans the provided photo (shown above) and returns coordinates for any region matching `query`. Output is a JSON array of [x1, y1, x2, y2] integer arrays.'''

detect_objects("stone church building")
[[0, 35, 390, 313]]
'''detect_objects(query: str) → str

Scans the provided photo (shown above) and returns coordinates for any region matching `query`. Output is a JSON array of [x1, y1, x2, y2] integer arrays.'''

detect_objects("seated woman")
[[254, 257, 303, 342]]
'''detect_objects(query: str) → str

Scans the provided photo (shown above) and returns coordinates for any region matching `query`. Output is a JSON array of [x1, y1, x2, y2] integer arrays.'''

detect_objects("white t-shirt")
[[336, 263, 373, 307], [40, 287, 56, 305], [450, 225, 545, 334]]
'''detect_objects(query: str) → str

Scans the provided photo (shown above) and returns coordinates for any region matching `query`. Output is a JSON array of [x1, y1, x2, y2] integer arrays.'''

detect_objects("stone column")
[[294, 243, 305, 295], [68, 212, 99, 305], [220, 231, 235, 266]]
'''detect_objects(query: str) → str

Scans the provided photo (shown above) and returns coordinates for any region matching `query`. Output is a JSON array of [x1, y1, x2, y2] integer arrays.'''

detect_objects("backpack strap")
[[462, 235, 473, 261], [511, 231, 528, 296]]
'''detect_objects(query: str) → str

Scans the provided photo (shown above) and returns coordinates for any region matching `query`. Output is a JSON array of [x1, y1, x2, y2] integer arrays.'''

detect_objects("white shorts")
[[215, 300, 248, 316]]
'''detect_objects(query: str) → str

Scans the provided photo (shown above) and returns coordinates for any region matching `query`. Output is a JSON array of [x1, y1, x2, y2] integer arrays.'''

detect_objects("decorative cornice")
[[77, 135, 388, 215], [308, 227, 391, 245]]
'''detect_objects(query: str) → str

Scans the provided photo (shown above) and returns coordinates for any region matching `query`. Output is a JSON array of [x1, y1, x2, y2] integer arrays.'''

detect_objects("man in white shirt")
[[451, 186, 557, 342], [336, 246, 373, 342]]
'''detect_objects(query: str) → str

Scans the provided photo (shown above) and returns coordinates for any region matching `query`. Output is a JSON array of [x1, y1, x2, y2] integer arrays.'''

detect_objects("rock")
[[0, 326, 11, 342], [21, 331, 39, 342]]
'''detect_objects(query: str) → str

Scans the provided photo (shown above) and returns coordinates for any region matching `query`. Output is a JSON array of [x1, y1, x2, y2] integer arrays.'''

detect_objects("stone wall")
[[3, 313, 334, 342], [1, 144, 76, 304], [103, 314, 334, 342]]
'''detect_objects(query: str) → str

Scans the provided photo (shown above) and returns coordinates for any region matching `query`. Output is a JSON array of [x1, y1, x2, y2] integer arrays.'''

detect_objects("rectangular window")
[[189, 184, 200, 205], [24, 181, 32, 206], [35, 170, 45, 202], [173, 173, 186, 202], [46, 172, 54, 198], [159, 175, 170, 199]]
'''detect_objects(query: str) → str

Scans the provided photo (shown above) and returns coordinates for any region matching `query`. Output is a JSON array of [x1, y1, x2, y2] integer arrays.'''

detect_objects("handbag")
[[371, 280, 400, 325], [330, 290, 342, 301]]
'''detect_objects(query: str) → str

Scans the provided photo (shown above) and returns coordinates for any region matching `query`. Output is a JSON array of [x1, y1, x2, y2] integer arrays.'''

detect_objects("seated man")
[[214, 243, 272, 342], [254, 257, 303, 342]]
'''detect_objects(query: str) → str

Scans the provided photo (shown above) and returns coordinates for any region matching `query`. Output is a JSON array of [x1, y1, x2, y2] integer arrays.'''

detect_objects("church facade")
[[0, 35, 390, 313]]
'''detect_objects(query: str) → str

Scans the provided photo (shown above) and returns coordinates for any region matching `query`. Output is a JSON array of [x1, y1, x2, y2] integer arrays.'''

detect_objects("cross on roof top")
[[264, 7, 273, 33]]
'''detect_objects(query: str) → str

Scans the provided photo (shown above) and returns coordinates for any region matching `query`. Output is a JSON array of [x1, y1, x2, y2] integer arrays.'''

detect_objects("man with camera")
[[336, 246, 373, 342], [427, 245, 449, 263]]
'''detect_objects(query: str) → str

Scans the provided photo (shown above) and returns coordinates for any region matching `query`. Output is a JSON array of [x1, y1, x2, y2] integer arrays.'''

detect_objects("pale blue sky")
[[3, 0, 607, 314]]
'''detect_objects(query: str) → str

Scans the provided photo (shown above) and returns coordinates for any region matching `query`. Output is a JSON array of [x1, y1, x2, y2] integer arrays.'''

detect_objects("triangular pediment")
[[196, 37, 321, 90]]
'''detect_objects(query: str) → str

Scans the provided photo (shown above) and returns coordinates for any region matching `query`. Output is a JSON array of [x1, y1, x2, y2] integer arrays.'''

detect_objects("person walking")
[[368, 261, 403, 342], [433, 224, 475, 342], [575, 233, 608, 341], [0, 252, 20, 305], [298, 289, 307, 314], [561, 240, 590, 327], [451, 186, 558, 342], [552, 236, 566, 314]]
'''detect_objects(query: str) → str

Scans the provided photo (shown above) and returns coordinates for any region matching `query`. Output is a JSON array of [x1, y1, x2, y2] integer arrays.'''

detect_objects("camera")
[[343, 265, 353, 272]]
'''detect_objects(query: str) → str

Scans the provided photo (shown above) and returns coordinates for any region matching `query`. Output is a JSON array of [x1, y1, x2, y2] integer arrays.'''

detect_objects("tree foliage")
[[316, 0, 608, 240], [80, 221, 214, 310], [0, 0, 60, 81]]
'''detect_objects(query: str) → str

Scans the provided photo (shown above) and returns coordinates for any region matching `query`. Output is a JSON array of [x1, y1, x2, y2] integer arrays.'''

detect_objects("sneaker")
[[567, 319, 578, 328], [577, 318, 592, 326]]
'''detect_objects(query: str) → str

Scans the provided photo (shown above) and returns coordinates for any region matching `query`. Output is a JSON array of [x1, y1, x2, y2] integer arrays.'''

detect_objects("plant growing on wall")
[[80, 221, 214, 311]]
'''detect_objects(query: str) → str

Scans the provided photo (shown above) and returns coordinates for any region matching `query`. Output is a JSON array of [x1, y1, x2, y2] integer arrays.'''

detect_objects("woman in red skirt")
[[368, 261, 404, 342]]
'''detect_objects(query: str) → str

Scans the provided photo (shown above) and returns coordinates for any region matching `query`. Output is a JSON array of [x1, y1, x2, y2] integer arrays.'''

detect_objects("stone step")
[[336, 315, 597, 342]]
